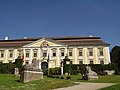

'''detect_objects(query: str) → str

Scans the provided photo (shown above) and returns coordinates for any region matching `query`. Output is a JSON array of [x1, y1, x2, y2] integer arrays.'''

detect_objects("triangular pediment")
[[23, 38, 66, 48]]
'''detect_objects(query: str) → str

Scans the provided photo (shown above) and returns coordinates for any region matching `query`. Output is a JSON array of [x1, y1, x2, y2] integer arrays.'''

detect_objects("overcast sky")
[[0, 0, 120, 49]]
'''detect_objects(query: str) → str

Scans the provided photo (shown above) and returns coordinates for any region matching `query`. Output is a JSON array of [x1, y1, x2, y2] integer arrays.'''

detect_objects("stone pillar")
[[14, 49, 18, 61], [84, 48, 88, 64], [94, 47, 98, 64], [105, 47, 111, 64], [74, 48, 77, 64], [5, 49, 8, 63], [57, 48, 60, 67], [30, 49, 33, 64]]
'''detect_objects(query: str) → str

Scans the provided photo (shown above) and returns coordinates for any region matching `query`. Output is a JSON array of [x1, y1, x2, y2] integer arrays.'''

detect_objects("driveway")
[[53, 82, 115, 90]]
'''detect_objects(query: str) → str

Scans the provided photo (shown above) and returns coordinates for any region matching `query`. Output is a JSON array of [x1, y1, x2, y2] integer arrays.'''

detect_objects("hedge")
[[64, 64, 117, 75], [0, 63, 16, 74]]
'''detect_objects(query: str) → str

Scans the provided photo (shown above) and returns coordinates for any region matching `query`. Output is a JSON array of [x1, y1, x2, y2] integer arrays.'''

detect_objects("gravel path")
[[53, 82, 115, 90]]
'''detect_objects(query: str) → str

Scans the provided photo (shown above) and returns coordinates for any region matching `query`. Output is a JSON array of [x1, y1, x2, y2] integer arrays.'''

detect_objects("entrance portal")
[[41, 62, 48, 75]]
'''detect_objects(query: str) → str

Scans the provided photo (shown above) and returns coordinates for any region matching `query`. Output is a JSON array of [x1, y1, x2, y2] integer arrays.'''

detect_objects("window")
[[89, 48, 93, 56], [60, 49, 64, 56], [26, 50, 29, 57], [52, 48, 56, 57], [0, 61, 3, 64], [0, 50, 4, 58], [90, 60, 94, 64], [25, 61, 29, 64], [33, 50, 38, 57], [99, 48, 104, 56], [9, 60, 12, 63], [43, 50, 47, 57], [78, 48, 83, 56], [100, 59, 104, 64], [79, 59, 83, 64], [9, 50, 13, 58], [68, 49, 72, 56]]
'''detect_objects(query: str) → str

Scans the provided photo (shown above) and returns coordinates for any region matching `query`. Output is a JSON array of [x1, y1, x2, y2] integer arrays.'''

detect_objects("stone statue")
[[20, 59, 43, 83], [86, 66, 98, 76], [82, 66, 98, 80], [21, 59, 41, 72]]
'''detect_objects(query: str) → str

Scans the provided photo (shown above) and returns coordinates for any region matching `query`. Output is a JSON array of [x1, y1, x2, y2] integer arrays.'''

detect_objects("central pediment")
[[23, 38, 66, 48]]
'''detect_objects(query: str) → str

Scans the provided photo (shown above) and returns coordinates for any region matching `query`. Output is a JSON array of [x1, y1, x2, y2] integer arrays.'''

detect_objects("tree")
[[110, 46, 120, 68]]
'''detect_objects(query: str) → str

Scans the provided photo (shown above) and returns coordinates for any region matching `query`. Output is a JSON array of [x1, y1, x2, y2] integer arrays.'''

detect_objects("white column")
[[95, 47, 98, 64], [38, 48, 40, 60], [84, 48, 88, 64], [5, 49, 8, 63], [74, 48, 77, 64], [65, 47, 67, 56], [106, 47, 111, 64], [14, 49, 18, 62], [57, 47, 60, 67], [30, 49, 33, 64], [39, 61, 41, 69]]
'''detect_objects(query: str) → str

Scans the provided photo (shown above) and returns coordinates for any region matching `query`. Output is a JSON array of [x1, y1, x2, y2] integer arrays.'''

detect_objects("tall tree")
[[110, 46, 120, 68]]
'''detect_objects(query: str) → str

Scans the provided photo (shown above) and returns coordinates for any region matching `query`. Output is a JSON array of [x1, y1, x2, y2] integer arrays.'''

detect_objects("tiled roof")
[[0, 36, 110, 47]]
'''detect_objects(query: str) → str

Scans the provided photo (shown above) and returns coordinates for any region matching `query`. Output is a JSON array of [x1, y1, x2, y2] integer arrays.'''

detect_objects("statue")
[[20, 59, 43, 83], [21, 59, 41, 72], [82, 66, 98, 80]]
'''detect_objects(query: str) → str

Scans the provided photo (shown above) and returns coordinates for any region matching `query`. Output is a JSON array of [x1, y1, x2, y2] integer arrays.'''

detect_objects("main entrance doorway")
[[41, 62, 48, 75]]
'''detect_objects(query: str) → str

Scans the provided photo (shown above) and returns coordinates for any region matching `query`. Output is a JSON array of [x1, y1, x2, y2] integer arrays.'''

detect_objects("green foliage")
[[66, 76, 71, 80], [0, 74, 74, 90], [14, 58, 23, 69], [0, 63, 16, 74], [60, 75, 64, 79], [64, 64, 117, 75], [110, 46, 120, 68], [63, 64, 72, 75], [49, 67, 61, 75], [56, 76, 59, 79]]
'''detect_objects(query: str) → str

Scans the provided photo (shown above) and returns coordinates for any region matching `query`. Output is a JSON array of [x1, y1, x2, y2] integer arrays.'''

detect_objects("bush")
[[97, 71, 108, 75], [56, 76, 59, 79], [49, 67, 61, 75], [60, 76, 64, 79], [66, 76, 71, 80], [0, 63, 16, 74], [115, 68, 120, 75], [14, 58, 23, 69]]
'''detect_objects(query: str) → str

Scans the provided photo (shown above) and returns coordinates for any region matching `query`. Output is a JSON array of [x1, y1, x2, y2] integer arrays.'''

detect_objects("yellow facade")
[[0, 37, 111, 68]]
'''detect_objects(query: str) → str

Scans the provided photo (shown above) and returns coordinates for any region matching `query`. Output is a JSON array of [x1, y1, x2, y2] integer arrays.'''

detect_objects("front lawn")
[[1, 74, 120, 90], [0, 74, 74, 90]]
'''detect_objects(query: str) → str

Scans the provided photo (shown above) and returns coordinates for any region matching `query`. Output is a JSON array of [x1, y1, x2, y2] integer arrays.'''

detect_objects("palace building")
[[0, 36, 111, 68]]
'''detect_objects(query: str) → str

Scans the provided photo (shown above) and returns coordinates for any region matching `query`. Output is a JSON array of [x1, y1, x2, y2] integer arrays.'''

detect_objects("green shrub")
[[0, 63, 16, 74], [49, 67, 61, 75], [56, 76, 59, 79], [60, 76, 64, 79], [14, 58, 23, 69], [66, 76, 71, 80]]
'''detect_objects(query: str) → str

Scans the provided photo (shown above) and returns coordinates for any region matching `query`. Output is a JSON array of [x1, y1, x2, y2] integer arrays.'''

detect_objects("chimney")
[[5, 36, 9, 40]]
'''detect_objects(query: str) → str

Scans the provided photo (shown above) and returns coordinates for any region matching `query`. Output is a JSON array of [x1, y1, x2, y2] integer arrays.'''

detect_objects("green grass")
[[70, 75, 120, 83], [1, 74, 120, 90], [69, 75, 120, 90], [0, 74, 75, 90]]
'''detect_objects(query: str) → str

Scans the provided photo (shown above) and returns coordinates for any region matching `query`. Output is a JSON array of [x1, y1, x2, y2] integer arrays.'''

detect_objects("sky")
[[0, 0, 120, 49]]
